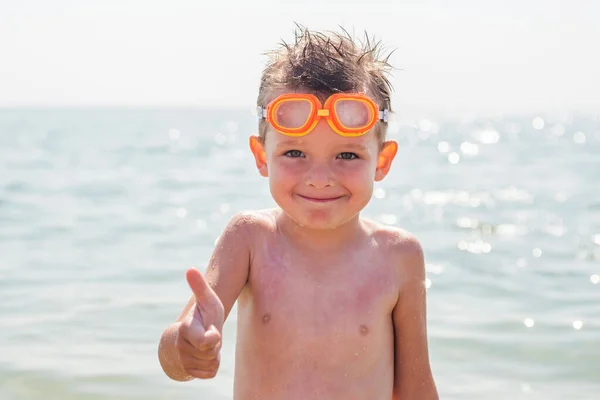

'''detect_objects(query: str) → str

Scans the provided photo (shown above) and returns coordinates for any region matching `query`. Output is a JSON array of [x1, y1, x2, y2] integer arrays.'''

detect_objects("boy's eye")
[[284, 150, 305, 158], [337, 152, 359, 160]]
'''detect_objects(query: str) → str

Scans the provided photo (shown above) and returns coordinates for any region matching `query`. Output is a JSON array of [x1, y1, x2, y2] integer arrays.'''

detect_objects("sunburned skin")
[[230, 209, 400, 400]]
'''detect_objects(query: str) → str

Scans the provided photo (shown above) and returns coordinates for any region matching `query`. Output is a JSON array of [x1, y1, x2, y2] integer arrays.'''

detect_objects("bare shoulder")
[[218, 208, 278, 249], [224, 208, 277, 235], [363, 219, 425, 282]]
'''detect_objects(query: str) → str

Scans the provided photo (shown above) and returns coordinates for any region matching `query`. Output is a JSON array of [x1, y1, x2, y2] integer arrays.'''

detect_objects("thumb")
[[187, 305, 220, 349], [186, 267, 218, 308]]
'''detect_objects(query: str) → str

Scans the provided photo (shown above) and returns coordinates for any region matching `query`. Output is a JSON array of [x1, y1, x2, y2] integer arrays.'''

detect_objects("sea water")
[[0, 108, 599, 399]]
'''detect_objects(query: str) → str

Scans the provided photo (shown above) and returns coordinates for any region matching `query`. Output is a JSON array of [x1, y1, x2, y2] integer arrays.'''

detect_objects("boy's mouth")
[[296, 194, 343, 203]]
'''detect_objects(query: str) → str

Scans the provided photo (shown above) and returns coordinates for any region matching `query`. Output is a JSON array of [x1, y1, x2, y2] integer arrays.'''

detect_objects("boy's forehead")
[[263, 84, 375, 104], [273, 133, 374, 148], [268, 120, 379, 149]]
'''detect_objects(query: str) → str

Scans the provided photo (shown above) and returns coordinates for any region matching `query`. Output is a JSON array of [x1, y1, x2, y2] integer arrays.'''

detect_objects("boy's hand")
[[176, 267, 225, 379]]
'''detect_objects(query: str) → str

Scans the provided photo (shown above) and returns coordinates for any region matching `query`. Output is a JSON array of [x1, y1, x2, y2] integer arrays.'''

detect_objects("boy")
[[158, 26, 438, 400]]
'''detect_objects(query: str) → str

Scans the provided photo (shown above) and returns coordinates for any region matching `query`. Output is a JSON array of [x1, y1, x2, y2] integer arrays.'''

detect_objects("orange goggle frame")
[[257, 93, 389, 137]]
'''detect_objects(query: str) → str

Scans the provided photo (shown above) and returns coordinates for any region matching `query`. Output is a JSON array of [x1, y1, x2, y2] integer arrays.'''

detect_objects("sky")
[[1, 0, 598, 114]]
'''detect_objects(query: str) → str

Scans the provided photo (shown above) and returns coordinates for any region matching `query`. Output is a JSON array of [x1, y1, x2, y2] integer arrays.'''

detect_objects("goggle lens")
[[334, 99, 374, 130], [273, 99, 313, 130]]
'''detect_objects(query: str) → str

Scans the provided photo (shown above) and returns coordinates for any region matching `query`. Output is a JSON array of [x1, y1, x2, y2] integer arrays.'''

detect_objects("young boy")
[[158, 27, 438, 400]]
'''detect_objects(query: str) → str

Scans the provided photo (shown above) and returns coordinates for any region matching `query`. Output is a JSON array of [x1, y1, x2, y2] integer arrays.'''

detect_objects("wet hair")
[[257, 24, 395, 142]]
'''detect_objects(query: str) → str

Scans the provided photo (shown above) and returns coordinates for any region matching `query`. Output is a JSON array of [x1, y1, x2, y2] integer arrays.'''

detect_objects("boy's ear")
[[249, 135, 268, 177], [375, 140, 398, 181]]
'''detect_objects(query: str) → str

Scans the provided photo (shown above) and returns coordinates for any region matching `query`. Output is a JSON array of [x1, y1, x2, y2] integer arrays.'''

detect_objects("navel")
[[262, 313, 271, 324], [359, 324, 369, 336]]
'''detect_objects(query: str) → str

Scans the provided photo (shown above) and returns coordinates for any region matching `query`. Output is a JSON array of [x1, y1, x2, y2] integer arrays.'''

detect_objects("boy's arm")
[[158, 212, 253, 381], [392, 236, 439, 400], [191, 211, 254, 321]]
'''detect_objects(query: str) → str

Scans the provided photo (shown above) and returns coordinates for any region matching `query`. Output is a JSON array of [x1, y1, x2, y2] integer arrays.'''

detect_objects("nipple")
[[262, 313, 271, 324]]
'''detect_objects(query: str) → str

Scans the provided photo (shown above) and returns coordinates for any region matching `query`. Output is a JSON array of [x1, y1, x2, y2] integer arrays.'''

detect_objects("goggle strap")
[[379, 109, 390, 123], [257, 106, 267, 120]]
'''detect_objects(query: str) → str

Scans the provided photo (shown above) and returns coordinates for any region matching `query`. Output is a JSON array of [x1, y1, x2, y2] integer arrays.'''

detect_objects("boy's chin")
[[281, 209, 359, 231]]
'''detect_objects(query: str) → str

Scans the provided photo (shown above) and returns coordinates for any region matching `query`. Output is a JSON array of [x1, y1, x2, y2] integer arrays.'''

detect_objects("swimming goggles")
[[257, 93, 389, 137]]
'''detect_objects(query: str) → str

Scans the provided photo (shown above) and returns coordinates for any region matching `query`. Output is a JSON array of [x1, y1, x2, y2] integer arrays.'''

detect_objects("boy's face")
[[249, 89, 398, 230]]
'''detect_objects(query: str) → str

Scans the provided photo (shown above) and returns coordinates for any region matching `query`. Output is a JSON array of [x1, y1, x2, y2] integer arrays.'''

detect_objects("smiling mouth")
[[297, 194, 343, 203]]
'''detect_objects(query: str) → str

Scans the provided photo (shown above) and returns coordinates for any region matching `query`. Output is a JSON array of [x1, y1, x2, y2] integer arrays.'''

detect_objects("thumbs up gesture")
[[176, 267, 225, 379]]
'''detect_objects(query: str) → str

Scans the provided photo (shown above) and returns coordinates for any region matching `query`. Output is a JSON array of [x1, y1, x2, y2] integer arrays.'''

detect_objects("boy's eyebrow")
[[276, 139, 304, 147], [276, 140, 368, 151], [339, 143, 369, 150]]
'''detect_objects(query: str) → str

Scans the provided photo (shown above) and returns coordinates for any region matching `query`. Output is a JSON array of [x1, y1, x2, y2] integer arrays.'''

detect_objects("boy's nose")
[[304, 163, 334, 189]]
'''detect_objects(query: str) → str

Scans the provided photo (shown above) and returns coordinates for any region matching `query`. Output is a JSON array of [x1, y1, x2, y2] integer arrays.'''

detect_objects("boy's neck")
[[274, 209, 366, 252]]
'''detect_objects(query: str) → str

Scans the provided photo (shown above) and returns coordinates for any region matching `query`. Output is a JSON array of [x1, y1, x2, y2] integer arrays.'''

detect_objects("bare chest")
[[238, 243, 398, 354], [232, 234, 399, 399]]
